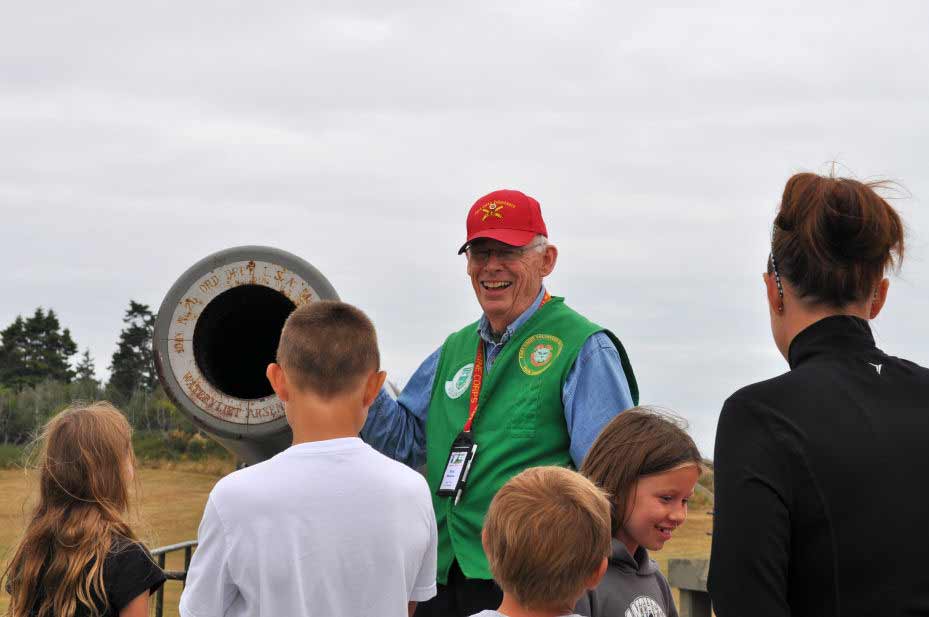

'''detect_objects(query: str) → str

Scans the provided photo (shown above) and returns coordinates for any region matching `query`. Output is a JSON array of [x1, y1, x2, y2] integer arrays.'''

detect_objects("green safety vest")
[[425, 296, 638, 583]]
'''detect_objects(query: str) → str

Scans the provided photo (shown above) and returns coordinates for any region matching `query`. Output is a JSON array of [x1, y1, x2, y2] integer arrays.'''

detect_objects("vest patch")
[[445, 363, 474, 399], [625, 595, 665, 617], [518, 334, 564, 375]]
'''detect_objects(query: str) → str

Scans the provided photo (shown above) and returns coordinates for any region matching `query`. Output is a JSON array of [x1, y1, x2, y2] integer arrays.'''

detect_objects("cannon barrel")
[[153, 246, 339, 465]]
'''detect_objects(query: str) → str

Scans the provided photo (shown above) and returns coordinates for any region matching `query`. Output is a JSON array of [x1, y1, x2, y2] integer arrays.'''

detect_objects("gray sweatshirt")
[[575, 540, 678, 617]]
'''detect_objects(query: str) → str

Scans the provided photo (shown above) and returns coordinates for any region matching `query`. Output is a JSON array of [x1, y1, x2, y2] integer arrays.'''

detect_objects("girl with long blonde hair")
[[3, 402, 165, 617]]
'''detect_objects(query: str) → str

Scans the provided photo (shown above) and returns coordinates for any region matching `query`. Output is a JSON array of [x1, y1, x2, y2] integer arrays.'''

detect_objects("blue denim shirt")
[[361, 288, 635, 468]]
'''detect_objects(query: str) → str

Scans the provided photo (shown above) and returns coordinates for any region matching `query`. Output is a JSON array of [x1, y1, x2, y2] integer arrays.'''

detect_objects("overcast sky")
[[2, 1, 927, 455]]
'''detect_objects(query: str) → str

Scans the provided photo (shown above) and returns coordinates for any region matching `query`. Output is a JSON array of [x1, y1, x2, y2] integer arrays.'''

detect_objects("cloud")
[[1, 1, 928, 455]]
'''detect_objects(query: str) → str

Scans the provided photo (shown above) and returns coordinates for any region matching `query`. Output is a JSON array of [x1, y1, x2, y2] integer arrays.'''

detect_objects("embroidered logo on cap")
[[445, 363, 474, 399], [518, 334, 563, 376], [478, 200, 516, 222]]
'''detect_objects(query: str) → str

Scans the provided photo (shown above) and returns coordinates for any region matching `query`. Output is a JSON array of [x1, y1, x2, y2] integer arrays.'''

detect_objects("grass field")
[[1, 464, 712, 617], [0, 463, 228, 617]]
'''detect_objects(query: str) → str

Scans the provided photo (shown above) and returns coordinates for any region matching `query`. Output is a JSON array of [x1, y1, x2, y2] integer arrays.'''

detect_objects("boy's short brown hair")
[[276, 301, 379, 397], [483, 466, 611, 610]]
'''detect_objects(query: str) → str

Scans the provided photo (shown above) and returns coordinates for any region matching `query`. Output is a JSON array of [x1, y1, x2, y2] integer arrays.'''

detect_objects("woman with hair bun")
[[708, 173, 929, 616]]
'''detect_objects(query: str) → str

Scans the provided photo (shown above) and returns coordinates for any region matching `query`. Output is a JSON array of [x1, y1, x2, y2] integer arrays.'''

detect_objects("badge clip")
[[437, 431, 478, 505]]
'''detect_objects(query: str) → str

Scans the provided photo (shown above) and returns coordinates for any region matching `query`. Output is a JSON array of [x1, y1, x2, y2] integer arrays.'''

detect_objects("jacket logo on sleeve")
[[445, 363, 474, 399], [518, 334, 563, 376]]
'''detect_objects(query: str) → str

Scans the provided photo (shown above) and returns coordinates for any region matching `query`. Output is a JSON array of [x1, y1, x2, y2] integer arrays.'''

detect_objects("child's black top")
[[30, 538, 165, 616], [708, 315, 929, 617]]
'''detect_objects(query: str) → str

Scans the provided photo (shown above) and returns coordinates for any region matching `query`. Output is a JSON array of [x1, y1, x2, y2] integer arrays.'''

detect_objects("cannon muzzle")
[[153, 246, 339, 464]]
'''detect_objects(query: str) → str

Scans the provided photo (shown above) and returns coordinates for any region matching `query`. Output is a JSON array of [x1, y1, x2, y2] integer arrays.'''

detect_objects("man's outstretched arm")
[[563, 332, 635, 467], [360, 348, 439, 468]]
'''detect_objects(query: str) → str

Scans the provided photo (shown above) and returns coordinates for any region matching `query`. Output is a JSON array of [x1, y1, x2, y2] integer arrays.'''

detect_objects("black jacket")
[[708, 316, 929, 616]]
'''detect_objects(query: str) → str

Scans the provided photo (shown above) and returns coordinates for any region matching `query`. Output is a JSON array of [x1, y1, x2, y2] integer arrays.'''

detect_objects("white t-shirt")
[[180, 437, 437, 617]]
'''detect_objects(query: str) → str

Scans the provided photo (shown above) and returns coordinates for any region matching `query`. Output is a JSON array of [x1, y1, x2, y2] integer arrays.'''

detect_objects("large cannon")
[[153, 246, 339, 464]]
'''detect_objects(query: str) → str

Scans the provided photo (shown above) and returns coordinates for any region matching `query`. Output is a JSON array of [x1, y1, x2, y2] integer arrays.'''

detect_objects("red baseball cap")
[[457, 189, 548, 254]]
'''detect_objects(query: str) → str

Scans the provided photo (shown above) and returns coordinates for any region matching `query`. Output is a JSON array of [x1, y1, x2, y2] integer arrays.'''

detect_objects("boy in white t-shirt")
[[180, 301, 437, 617]]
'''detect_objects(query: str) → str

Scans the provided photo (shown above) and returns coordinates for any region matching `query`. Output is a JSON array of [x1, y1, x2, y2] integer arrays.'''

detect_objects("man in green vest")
[[361, 189, 638, 617]]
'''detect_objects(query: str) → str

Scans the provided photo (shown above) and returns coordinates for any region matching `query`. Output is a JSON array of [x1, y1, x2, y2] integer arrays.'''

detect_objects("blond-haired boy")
[[474, 466, 611, 617], [181, 301, 437, 617]]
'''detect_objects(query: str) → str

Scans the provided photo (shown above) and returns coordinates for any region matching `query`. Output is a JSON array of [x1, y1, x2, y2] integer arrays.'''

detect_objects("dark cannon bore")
[[193, 284, 295, 400]]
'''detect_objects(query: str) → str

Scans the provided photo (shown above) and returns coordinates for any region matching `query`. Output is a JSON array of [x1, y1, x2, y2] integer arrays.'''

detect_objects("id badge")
[[437, 431, 478, 503]]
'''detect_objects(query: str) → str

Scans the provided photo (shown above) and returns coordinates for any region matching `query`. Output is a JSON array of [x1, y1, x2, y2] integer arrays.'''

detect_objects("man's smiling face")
[[466, 237, 557, 333]]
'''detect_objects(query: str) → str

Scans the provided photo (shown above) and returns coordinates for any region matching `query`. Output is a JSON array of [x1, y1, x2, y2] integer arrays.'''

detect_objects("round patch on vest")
[[445, 363, 474, 399], [518, 334, 564, 376], [624, 595, 665, 617]]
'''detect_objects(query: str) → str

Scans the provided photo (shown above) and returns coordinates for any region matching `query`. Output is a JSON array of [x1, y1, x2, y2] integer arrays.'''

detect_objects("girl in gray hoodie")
[[576, 407, 703, 617]]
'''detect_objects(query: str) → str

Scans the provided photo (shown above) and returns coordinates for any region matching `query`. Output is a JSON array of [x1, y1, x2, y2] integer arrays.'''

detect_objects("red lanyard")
[[461, 292, 551, 433]]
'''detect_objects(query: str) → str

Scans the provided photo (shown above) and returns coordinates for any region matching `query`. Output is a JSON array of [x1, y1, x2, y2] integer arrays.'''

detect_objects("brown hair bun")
[[771, 172, 905, 307]]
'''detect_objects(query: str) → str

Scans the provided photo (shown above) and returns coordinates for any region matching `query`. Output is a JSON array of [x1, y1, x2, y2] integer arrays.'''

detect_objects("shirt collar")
[[282, 437, 365, 456], [787, 315, 878, 369], [477, 287, 547, 346]]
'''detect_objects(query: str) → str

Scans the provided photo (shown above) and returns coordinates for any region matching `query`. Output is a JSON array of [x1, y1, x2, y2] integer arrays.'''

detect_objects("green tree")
[[0, 379, 105, 444], [0, 309, 78, 389], [108, 301, 157, 401], [0, 317, 27, 387], [74, 348, 98, 385], [0, 385, 15, 443]]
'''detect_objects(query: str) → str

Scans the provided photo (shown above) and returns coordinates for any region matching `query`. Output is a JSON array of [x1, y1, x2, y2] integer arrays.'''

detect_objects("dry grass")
[[1, 464, 713, 617], [137, 456, 237, 478], [0, 463, 227, 617], [652, 510, 713, 571]]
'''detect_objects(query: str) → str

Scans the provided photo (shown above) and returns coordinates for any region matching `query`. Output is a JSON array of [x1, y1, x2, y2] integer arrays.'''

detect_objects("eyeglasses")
[[464, 241, 544, 265]]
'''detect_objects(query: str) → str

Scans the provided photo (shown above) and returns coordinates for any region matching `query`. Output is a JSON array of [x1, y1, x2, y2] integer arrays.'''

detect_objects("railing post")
[[155, 552, 166, 617], [151, 540, 198, 617], [678, 588, 713, 617], [183, 545, 193, 588], [668, 558, 712, 617]]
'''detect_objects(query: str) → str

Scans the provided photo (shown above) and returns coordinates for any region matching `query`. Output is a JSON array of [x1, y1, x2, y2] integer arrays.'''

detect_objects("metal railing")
[[151, 544, 713, 617], [668, 558, 712, 617], [151, 540, 197, 617]]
